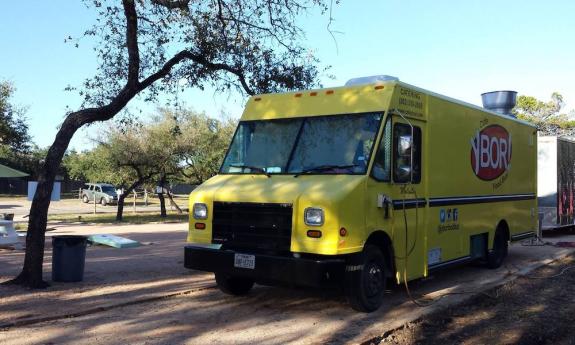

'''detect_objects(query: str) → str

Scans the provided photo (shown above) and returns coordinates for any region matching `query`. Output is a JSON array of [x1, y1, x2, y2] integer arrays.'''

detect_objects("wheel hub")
[[364, 262, 383, 297]]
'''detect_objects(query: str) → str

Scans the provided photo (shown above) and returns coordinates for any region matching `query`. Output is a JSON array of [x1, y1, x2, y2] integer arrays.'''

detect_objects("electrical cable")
[[398, 166, 498, 307], [506, 261, 575, 280], [389, 110, 502, 307]]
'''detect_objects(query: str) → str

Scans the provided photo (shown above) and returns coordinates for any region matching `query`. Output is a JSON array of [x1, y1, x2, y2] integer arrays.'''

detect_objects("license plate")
[[234, 253, 255, 269]]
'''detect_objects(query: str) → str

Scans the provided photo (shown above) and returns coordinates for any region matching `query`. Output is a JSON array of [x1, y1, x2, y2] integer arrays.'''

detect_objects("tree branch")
[[123, 0, 140, 85], [139, 50, 255, 95], [150, 0, 190, 10]]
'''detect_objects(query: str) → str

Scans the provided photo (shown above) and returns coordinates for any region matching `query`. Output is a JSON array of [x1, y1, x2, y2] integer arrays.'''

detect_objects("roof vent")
[[481, 91, 517, 117], [345, 75, 399, 86]]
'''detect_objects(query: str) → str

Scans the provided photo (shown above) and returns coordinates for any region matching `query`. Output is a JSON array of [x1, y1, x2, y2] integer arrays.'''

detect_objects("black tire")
[[215, 273, 254, 296], [100, 198, 107, 206], [345, 244, 387, 312], [82, 195, 89, 203], [487, 229, 508, 269]]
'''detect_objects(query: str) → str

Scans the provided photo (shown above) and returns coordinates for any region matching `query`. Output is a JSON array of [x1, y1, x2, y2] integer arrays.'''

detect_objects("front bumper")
[[184, 245, 346, 287]]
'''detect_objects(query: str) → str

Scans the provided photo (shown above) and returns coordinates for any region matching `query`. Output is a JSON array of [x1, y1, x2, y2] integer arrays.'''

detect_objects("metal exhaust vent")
[[481, 90, 518, 117], [345, 75, 399, 86]]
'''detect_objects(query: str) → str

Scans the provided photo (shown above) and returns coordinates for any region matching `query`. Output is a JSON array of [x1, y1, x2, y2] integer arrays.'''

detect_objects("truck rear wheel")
[[486, 229, 508, 269], [345, 244, 387, 312], [215, 273, 254, 296], [82, 195, 89, 203]]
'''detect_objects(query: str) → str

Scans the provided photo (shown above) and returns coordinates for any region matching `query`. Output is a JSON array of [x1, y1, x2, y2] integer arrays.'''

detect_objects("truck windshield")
[[220, 112, 382, 175]]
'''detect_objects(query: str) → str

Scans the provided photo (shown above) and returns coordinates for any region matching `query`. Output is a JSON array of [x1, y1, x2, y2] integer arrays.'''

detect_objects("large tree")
[[6, 0, 331, 288], [513, 92, 575, 135]]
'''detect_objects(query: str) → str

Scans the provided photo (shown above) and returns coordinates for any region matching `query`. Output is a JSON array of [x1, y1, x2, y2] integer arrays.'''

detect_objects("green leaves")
[[513, 92, 575, 136], [77, 0, 331, 107], [63, 107, 236, 189], [0, 81, 31, 154]]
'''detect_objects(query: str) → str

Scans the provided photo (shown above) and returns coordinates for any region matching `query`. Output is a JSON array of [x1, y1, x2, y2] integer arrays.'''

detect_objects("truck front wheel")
[[345, 244, 387, 312], [215, 273, 254, 296]]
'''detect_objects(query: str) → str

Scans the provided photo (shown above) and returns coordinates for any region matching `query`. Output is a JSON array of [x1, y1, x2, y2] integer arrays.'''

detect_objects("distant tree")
[[63, 148, 118, 183], [0, 81, 31, 154], [179, 110, 237, 184], [63, 109, 235, 220], [513, 92, 575, 136], [9, 0, 333, 288], [0, 80, 35, 176], [147, 108, 237, 217], [102, 125, 162, 221]]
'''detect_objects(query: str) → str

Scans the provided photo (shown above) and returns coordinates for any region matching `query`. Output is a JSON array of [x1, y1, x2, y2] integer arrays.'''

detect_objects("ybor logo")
[[470, 125, 511, 180]]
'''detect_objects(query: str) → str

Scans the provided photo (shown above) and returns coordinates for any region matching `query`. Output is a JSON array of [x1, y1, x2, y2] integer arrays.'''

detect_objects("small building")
[[0, 163, 29, 195]]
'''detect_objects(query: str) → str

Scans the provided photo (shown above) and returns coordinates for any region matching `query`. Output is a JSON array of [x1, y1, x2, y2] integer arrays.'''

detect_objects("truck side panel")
[[424, 94, 537, 270]]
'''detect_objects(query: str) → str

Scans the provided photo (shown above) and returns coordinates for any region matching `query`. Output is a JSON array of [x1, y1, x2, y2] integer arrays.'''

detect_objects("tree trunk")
[[116, 178, 147, 221], [116, 194, 126, 221], [167, 191, 183, 214], [4, 87, 142, 288], [158, 175, 167, 218], [2, 114, 83, 288], [158, 191, 167, 218]]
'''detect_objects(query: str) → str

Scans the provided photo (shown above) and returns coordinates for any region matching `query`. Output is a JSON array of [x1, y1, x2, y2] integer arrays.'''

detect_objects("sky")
[[1, 0, 574, 150]]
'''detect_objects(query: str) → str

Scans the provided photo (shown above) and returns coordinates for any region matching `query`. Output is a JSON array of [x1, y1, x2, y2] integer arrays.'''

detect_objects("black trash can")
[[51, 235, 88, 282], [1, 213, 14, 221]]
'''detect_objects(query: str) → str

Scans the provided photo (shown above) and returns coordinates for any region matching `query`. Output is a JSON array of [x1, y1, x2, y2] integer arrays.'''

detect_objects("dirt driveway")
[[2, 223, 575, 344]]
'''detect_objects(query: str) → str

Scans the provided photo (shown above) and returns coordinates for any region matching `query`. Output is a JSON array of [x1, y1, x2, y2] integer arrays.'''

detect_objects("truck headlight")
[[193, 203, 208, 219], [304, 207, 324, 226]]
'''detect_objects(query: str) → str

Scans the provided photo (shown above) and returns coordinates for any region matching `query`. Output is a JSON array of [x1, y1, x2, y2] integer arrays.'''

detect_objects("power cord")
[[506, 261, 575, 280], [521, 235, 551, 247], [400, 189, 499, 307]]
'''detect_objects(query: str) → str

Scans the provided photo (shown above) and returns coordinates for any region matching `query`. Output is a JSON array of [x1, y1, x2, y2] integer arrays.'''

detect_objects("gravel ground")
[[373, 253, 575, 345]]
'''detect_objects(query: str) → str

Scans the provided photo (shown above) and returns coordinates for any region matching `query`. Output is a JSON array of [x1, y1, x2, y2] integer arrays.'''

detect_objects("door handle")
[[377, 194, 392, 219]]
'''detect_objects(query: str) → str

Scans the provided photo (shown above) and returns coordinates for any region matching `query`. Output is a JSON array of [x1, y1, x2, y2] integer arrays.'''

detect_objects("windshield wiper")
[[293, 164, 358, 177], [230, 164, 271, 177]]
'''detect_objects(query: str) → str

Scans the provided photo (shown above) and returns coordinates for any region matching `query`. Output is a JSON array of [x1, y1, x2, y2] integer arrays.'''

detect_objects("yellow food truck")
[[184, 76, 537, 312]]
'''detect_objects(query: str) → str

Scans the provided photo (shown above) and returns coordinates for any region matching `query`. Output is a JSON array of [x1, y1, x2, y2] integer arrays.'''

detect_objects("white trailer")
[[538, 136, 575, 229]]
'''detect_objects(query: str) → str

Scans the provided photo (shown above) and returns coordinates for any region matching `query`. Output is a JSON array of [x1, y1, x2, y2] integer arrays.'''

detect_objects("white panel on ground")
[[27, 181, 61, 201]]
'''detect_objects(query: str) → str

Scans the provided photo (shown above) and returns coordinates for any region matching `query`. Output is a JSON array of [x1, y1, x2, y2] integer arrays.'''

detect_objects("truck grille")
[[212, 202, 293, 253]]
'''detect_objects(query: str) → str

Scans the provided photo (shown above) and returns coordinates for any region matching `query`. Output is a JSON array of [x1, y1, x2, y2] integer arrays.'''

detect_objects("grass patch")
[[48, 211, 188, 224], [15, 223, 27, 231], [0, 195, 27, 200]]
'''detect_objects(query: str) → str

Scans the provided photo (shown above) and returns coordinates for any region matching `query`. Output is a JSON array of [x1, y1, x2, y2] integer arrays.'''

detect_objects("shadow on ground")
[[0, 230, 213, 326], [1, 229, 575, 344], [376, 254, 575, 345]]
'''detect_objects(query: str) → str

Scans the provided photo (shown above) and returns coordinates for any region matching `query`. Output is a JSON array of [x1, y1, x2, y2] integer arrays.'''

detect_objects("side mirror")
[[397, 135, 412, 155], [396, 134, 414, 183], [396, 165, 412, 180]]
